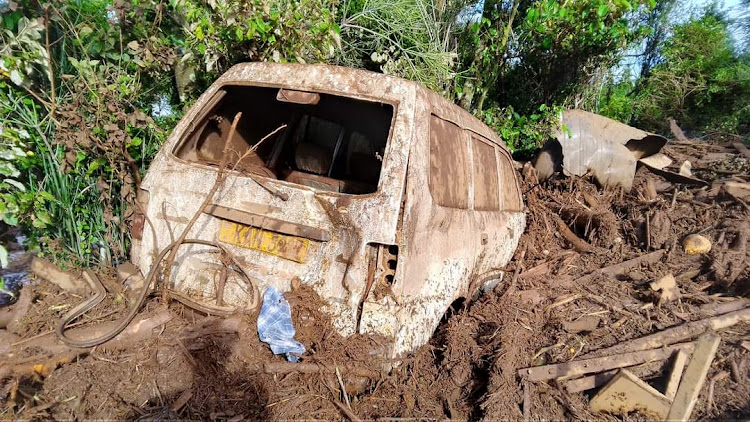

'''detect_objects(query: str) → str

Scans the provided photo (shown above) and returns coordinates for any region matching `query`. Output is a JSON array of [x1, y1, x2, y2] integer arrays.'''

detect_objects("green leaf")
[[597, 4, 608, 17], [39, 191, 55, 201], [3, 179, 25, 191], [0, 245, 7, 269]]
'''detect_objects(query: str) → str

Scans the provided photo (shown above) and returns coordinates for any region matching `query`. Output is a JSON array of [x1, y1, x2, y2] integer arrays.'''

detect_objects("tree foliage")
[[1, 0, 745, 265], [633, 12, 750, 133]]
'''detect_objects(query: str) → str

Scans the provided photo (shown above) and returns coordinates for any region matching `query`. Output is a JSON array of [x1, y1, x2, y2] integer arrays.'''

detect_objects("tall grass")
[[339, 0, 460, 91], [2, 89, 114, 266]]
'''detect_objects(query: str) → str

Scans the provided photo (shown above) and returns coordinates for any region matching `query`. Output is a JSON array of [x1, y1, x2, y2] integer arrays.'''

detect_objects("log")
[[30, 257, 89, 292], [0, 286, 32, 330], [551, 213, 593, 253], [519, 343, 694, 382], [580, 307, 750, 359], [0, 311, 173, 379], [733, 142, 750, 161], [699, 299, 749, 317], [573, 250, 665, 285]]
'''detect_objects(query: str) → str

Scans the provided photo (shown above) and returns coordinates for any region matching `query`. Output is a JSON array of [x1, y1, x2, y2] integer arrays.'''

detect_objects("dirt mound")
[[2, 138, 749, 420]]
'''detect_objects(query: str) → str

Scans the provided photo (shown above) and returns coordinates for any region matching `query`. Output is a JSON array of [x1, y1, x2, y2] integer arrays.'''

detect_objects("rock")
[[562, 316, 600, 333], [649, 210, 672, 249], [642, 178, 657, 201], [682, 234, 712, 255], [649, 273, 681, 303], [679, 160, 693, 177]]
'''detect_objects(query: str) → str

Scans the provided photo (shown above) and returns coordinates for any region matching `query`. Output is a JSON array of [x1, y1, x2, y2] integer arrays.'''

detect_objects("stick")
[[161, 112, 242, 295], [262, 362, 378, 378], [645, 211, 651, 251], [504, 244, 527, 296], [519, 343, 694, 382], [706, 371, 729, 411], [581, 307, 750, 359], [573, 250, 665, 285], [330, 397, 362, 422], [335, 366, 352, 411], [564, 369, 619, 393], [551, 213, 593, 253]]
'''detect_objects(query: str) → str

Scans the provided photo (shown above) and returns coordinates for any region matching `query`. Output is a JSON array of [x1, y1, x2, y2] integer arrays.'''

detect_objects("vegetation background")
[[0, 0, 748, 268]]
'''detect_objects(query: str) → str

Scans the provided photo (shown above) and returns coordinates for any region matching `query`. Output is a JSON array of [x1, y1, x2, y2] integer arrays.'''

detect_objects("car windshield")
[[173, 85, 394, 195]]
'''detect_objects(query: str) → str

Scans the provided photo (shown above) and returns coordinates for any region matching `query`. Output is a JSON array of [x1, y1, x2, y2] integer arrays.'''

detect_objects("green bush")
[[338, 0, 462, 93], [0, 0, 346, 265], [5, 0, 740, 267], [479, 104, 564, 156], [633, 12, 750, 133]]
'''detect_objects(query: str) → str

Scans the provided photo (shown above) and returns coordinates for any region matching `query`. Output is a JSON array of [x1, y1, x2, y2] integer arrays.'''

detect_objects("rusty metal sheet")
[[537, 110, 668, 190]]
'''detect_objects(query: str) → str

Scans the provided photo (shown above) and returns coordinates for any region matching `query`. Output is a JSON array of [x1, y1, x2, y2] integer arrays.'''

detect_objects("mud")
[[2, 138, 749, 420]]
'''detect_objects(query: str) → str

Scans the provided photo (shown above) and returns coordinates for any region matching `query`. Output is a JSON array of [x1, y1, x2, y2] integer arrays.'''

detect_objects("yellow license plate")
[[218, 220, 310, 263]]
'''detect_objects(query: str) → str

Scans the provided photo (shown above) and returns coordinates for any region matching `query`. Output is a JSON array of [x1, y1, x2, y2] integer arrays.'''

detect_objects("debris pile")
[[1, 130, 749, 420]]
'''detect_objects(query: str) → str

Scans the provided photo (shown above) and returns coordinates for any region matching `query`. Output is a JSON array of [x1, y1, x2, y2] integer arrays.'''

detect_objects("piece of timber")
[[590, 369, 671, 419], [204, 203, 330, 242], [666, 332, 721, 421], [580, 307, 749, 359], [665, 349, 689, 400], [519, 343, 694, 382]]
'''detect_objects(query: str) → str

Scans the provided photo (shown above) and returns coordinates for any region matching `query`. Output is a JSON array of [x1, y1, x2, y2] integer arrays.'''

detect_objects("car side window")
[[428, 115, 469, 209], [497, 148, 523, 211], [470, 136, 500, 211]]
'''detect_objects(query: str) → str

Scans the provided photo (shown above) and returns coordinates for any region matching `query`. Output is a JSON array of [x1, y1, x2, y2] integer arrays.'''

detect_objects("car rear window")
[[173, 85, 394, 195]]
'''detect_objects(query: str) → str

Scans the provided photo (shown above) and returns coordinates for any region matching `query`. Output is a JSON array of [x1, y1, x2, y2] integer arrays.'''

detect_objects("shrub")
[[634, 12, 750, 133]]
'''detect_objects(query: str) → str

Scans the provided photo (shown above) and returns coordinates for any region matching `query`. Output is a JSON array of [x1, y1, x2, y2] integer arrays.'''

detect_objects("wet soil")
[[2, 138, 749, 421]]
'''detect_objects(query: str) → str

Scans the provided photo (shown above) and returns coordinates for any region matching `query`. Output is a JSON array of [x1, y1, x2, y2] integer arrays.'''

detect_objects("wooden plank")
[[522, 380, 531, 421], [590, 369, 671, 419], [519, 343, 694, 382], [204, 203, 331, 242], [573, 250, 664, 285], [665, 349, 689, 400], [581, 307, 749, 359], [564, 369, 619, 393], [666, 332, 721, 421]]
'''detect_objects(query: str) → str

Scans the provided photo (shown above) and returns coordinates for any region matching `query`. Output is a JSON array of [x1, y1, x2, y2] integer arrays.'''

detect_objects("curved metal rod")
[[56, 239, 260, 348]]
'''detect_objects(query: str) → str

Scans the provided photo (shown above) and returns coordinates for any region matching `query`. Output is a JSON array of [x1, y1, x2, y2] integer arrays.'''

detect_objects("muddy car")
[[131, 62, 525, 357]]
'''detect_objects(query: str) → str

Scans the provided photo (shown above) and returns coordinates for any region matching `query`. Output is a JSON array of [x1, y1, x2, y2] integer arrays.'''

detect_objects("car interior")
[[173, 85, 394, 195]]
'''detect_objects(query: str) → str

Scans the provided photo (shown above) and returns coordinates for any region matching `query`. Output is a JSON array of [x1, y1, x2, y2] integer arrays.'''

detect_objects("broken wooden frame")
[[519, 304, 750, 420]]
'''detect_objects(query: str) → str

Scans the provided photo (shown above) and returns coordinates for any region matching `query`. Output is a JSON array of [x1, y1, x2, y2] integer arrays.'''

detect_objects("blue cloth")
[[257, 286, 305, 362]]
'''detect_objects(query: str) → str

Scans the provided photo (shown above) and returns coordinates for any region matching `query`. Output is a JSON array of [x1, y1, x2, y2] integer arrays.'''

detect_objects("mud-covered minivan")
[[132, 62, 525, 357]]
